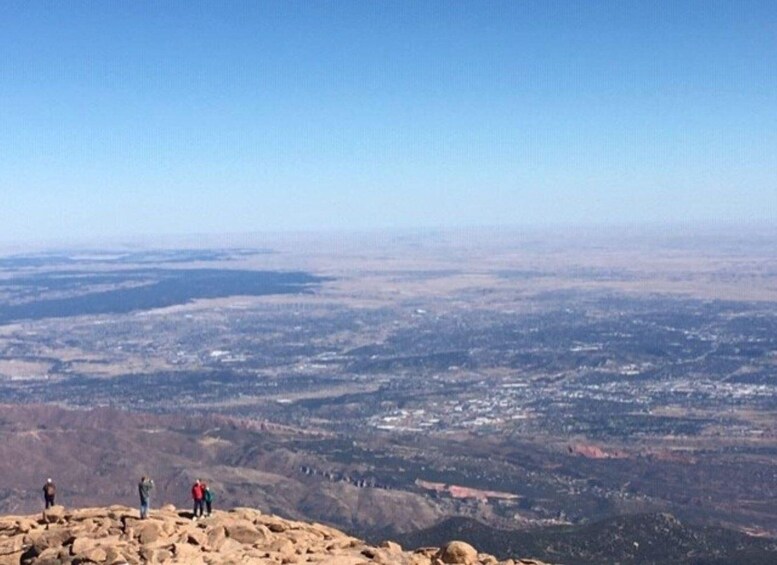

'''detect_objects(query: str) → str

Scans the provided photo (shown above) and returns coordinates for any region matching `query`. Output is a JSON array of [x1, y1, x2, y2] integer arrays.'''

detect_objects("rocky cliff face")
[[0, 505, 550, 565]]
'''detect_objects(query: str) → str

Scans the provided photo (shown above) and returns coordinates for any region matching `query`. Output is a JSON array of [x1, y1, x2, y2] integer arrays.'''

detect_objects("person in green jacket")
[[203, 485, 214, 516]]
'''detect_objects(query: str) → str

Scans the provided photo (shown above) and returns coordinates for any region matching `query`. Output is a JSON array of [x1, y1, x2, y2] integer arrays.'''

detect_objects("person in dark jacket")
[[42, 478, 56, 508], [138, 476, 154, 519], [203, 485, 214, 516], [191, 479, 205, 520]]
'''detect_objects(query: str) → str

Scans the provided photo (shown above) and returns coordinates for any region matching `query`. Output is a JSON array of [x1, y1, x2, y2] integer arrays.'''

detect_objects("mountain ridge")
[[392, 513, 777, 565]]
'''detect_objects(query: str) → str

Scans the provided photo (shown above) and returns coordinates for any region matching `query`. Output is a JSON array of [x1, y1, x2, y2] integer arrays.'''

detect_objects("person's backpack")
[[45, 483, 55, 496]]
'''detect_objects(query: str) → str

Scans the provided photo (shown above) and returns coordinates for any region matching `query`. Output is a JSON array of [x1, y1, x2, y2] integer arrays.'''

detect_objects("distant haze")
[[1, 1, 775, 243]]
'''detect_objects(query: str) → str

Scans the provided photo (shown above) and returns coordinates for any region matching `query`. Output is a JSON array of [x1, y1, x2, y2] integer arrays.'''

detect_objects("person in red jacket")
[[191, 479, 205, 520]]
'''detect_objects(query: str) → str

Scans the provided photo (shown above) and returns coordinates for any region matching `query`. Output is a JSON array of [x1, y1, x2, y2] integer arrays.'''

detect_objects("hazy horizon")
[[2, 221, 777, 254]]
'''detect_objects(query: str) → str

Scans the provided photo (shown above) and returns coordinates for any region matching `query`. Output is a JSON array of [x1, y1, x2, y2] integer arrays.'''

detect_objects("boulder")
[[381, 540, 403, 552], [25, 527, 72, 554], [206, 525, 227, 550], [268, 536, 295, 557], [261, 517, 289, 533], [70, 536, 99, 555], [139, 545, 173, 562], [224, 518, 269, 545], [103, 546, 130, 564], [187, 530, 208, 546], [410, 554, 435, 565], [41, 506, 66, 525], [76, 544, 108, 562], [0, 533, 25, 559], [30, 547, 60, 561], [230, 507, 260, 520], [134, 520, 164, 545], [0, 518, 18, 536], [436, 540, 479, 564], [173, 541, 201, 559], [16, 518, 38, 534], [371, 547, 409, 564]]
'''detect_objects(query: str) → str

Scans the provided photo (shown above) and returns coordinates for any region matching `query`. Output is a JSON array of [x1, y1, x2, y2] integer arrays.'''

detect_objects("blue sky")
[[1, 1, 775, 242]]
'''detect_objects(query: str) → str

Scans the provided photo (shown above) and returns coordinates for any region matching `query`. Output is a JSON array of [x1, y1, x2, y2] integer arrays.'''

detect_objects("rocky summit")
[[0, 505, 551, 565]]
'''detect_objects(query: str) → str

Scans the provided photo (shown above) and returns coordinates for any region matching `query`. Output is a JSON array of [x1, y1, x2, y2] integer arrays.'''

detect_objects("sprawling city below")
[[1, 229, 776, 563]]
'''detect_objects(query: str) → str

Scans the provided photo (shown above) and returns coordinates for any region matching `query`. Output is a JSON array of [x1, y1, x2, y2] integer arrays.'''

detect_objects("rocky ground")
[[0, 505, 551, 565]]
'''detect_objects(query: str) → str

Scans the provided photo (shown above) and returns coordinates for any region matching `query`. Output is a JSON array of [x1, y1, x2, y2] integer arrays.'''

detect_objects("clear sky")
[[1, 1, 775, 243]]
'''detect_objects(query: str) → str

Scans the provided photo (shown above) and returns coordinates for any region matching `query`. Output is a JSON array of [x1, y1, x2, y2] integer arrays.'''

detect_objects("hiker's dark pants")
[[44, 494, 55, 509], [194, 499, 204, 517]]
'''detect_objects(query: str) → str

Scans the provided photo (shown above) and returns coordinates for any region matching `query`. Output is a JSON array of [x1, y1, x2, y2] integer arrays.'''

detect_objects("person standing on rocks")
[[138, 476, 154, 519], [191, 479, 205, 520], [203, 484, 214, 516], [42, 478, 56, 508]]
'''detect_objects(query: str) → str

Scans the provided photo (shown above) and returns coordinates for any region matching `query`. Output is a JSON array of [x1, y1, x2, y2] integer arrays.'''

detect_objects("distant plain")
[[1, 227, 776, 562]]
